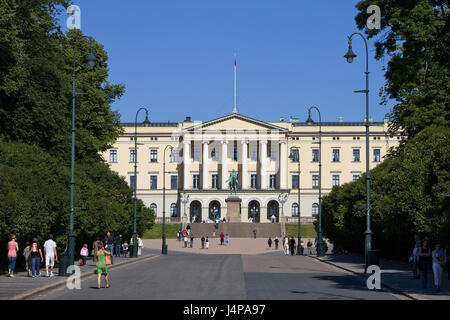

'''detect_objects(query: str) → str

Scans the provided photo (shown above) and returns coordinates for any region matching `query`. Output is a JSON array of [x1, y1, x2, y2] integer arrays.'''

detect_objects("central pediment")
[[185, 113, 288, 132]]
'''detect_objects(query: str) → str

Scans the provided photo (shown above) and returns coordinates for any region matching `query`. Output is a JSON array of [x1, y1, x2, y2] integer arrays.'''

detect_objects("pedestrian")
[[23, 241, 31, 277], [223, 217, 226, 223], [201, 236, 205, 249], [183, 235, 188, 248], [137, 235, 143, 256], [225, 234, 229, 245], [7, 235, 19, 277], [30, 238, 43, 277], [307, 240, 313, 255], [94, 243, 110, 289], [289, 237, 296, 256], [284, 236, 289, 255], [268, 237, 272, 249], [418, 239, 432, 289], [122, 241, 129, 257], [177, 230, 181, 241], [431, 242, 446, 292], [274, 237, 279, 249], [80, 244, 89, 266], [410, 237, 421, 280], [212, 230, 216, 238], [43, 234, 58, 277], [220, 232, 225, 245], [253, 230, 256, 239], [271, 215, 276, 223], [103, 232, 115, 264], [114, 234, 123, 258], [190, 236, 194, 248], [186, 224, 191, 236]]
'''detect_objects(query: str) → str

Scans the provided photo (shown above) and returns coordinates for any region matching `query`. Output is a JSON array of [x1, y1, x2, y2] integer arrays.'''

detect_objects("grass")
[[142, 224, 182, 239], [285, 224, 317, 238]]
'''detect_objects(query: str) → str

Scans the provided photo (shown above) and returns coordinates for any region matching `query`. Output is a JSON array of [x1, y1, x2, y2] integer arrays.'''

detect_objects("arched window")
[[150, 203, 157, 217], [291, 203, 299, 216], [312, 203, 319, 216], [170, 203, 178, 217]]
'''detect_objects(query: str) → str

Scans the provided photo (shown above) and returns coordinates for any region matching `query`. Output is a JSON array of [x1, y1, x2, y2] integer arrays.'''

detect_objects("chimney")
[[184, 116, 192, 122]]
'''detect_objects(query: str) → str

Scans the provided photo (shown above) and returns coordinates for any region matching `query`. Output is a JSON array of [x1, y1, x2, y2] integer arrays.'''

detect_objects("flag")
[[234, 55, 236, 67]]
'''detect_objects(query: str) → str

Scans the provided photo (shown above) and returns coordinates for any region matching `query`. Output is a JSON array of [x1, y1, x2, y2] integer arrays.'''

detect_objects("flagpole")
[[233, 54, 237, 114]]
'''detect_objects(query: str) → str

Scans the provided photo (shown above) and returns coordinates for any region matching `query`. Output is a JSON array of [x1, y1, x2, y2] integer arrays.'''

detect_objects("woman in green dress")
[[94, 243, 110, 289]]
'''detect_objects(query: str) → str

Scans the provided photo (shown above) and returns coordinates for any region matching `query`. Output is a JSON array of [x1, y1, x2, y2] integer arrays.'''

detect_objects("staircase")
[[189, 222, 283, 238]]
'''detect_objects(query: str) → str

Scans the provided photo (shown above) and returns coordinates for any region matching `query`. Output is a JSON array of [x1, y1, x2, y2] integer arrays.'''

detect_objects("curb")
[[11, 254, 160, 300], [306, 255, 420, 300]]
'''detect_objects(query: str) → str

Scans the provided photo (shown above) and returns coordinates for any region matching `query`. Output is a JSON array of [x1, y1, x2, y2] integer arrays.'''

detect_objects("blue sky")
[[59, 0, 393, 123]]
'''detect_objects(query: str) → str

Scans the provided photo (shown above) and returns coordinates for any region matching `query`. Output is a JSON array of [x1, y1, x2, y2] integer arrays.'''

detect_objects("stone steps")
[[188, 222, 283, 238]]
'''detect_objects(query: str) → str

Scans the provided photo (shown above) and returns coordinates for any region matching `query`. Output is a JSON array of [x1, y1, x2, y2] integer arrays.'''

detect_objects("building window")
[[109, 150, 118, 163], [170, 203, 178, 217], [292, 203, 299, 216], [292, 175, 299, 189], [193, 147, 201, 162], [332, 174, 340, 187], [352, 149, 360, 162], [130, 175, 136, 189], [170, 148, 179, 163], [290, 148, 299, 162], [170, 175, 178, 190], [233, 147, 238, 161], [312, 175, 319, 189], [150, 175, 158, 190], [373, 149, 381, 162], [269, 147, 277, 161], [211, 148, 219, 161], [250, 147, 258, 161], [312, 149, 319, 162], [269, 174, 277, 189], [312, 203, 319, 216], [130, 149, 137, 163], [150, 203, 157, 217], [211, 174, 219, 189], [193, 174, 200, 189], [150, 149, 158, 162], [332, 149, 340, 162], [250, 174, 258, 189], [352, 174, 360, 182]]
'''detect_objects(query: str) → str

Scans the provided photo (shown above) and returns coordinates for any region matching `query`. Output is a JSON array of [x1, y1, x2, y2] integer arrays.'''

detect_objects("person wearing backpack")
[[30, 238, 43, 277]]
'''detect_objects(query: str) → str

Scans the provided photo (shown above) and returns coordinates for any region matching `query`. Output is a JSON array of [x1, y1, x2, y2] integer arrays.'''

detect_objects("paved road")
[[35, 250, 404, 300]]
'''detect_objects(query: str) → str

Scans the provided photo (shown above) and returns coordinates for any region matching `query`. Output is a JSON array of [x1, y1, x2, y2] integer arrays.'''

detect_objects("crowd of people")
[[6, 232, 144, 281]]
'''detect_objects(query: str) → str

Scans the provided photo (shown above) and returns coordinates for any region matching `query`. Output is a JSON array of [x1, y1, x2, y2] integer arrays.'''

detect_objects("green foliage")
[[0, 141, 154, 266], [355, 0, 449, 138], [322, 127, 450, 256]]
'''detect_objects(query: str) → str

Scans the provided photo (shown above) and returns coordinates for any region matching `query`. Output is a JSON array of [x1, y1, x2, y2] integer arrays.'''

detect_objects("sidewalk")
[[0, 250, 157, 300], [308, 253, 450, 300]]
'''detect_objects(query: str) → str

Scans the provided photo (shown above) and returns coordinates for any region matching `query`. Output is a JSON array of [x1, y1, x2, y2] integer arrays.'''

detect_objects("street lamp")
[[181, 192, 190, 228], [344, 32, 372, 271], [306, 106, 323, 256], [162, 145, 173, 255], [131, 107, 150, 258], [68, 35, 96, 270], [289, 148, 303, 255]]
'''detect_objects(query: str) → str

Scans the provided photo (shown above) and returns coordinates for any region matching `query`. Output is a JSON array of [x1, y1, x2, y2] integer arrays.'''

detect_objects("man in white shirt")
[[43, 234, 58, 277]]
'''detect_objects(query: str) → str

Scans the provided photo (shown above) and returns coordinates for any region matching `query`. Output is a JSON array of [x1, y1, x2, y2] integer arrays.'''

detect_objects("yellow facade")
[[101, 113, 401, 223]]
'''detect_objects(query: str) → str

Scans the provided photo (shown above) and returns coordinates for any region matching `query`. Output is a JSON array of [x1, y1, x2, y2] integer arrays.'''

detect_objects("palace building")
[[101, 111, 401, 224]]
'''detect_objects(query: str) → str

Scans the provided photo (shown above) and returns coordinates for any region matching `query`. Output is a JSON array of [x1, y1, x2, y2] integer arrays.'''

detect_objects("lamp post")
[[162, 145, 173, 255], [131, 108, 150, 258], [69, 35, 96, 269], [289, 148, 303, 255], [306, 106, 323, 256], [344, 32, 372, 271]]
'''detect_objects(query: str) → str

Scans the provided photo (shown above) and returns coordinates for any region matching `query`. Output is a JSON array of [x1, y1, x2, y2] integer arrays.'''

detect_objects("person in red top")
[[220, 232, 225, 245], [8, 235, 19, 277]]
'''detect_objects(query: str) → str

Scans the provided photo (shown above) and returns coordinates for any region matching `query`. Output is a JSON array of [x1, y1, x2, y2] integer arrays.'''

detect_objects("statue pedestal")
[[225, 197, 241, 222]]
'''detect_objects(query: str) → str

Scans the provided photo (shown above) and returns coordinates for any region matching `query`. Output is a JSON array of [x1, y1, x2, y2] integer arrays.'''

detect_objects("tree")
[[355, 0, 449, 138]]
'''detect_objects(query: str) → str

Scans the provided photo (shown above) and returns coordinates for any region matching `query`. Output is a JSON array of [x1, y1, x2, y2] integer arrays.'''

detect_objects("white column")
[[202, 141, 209, 189], [280, 141, 287, 189], [260, 141, 267, 189], [183, 139, 190, 189], [221, 141, 228, 190], [241, 140, 248, 189]]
